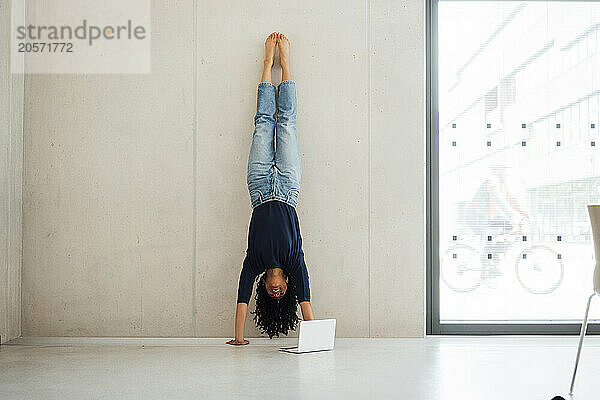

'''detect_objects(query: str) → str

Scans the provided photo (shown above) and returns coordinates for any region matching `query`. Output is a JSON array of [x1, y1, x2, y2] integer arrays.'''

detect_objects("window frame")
[[426, 0, 600, 335]]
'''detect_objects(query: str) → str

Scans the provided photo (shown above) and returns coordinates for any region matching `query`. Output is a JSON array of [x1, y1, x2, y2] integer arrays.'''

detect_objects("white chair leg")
[[569, 293, 596, 395]]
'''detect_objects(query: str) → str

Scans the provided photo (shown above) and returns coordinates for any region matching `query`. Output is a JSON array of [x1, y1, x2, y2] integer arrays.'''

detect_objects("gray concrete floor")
[[1, 336, 599, 399]]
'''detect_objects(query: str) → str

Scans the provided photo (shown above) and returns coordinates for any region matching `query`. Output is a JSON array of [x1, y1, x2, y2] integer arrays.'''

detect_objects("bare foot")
[[264, 32, 277, 67], [261, 32, 277, 83], [277, 33, 290, 71]]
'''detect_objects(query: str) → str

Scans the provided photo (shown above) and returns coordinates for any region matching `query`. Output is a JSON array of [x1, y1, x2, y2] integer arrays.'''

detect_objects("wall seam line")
[[21, 0, 25, 339], [20, 0, 27, 340], [5, 0, 13, 343], [367, 0, 372, 338], [191, 0, 198, 338], [8, 0, 15, 341]]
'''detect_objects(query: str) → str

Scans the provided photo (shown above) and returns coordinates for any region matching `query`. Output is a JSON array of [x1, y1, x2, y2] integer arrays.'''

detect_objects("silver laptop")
[[280, 319, 336, 354]]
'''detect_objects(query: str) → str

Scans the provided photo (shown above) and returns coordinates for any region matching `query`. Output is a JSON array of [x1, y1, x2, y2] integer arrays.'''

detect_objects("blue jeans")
[[247, 80, 301, 208]]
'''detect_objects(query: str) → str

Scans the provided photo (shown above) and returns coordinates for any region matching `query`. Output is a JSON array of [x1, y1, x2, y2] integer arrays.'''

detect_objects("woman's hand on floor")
[[226, 339, 249, 346], [299, 301, 314, 321]]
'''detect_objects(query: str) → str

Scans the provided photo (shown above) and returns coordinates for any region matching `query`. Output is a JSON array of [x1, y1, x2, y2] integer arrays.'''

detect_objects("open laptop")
[[280, 319, 336, 354]]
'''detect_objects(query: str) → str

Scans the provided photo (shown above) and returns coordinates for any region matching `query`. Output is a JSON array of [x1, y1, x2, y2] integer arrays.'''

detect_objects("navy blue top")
[[237, 200, 311, 304]]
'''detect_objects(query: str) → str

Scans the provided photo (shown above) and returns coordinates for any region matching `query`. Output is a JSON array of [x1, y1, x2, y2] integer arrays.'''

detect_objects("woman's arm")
[[229, 259, 256, 346], [226, 303, 249, 345], [299, 301, 314, 321]]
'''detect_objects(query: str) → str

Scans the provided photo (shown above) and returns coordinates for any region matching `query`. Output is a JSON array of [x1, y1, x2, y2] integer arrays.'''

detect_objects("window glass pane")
[[438, 1, 600, 323]]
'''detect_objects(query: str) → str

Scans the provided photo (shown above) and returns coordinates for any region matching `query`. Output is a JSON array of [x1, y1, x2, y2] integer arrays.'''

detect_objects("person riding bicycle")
[[465, 165, 529, 275]]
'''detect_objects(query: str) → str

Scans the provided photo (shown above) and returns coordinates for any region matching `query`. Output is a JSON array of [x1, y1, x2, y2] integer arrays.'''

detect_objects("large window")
[[429, 0, 600, 333]]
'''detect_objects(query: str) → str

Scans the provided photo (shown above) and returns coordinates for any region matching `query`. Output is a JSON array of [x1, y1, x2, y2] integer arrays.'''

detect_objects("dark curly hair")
[[251, 272, 300, 338]]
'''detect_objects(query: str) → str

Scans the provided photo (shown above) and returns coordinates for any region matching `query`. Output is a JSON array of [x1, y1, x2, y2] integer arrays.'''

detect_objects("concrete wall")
[[23, 0, 424, 338], [1, 0, 24, 344]]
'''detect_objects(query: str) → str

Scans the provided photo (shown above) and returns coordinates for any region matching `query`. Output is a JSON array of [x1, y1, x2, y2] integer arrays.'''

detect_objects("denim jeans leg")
[[275, 80, 301, 207], [247, 82, 276, 208]]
